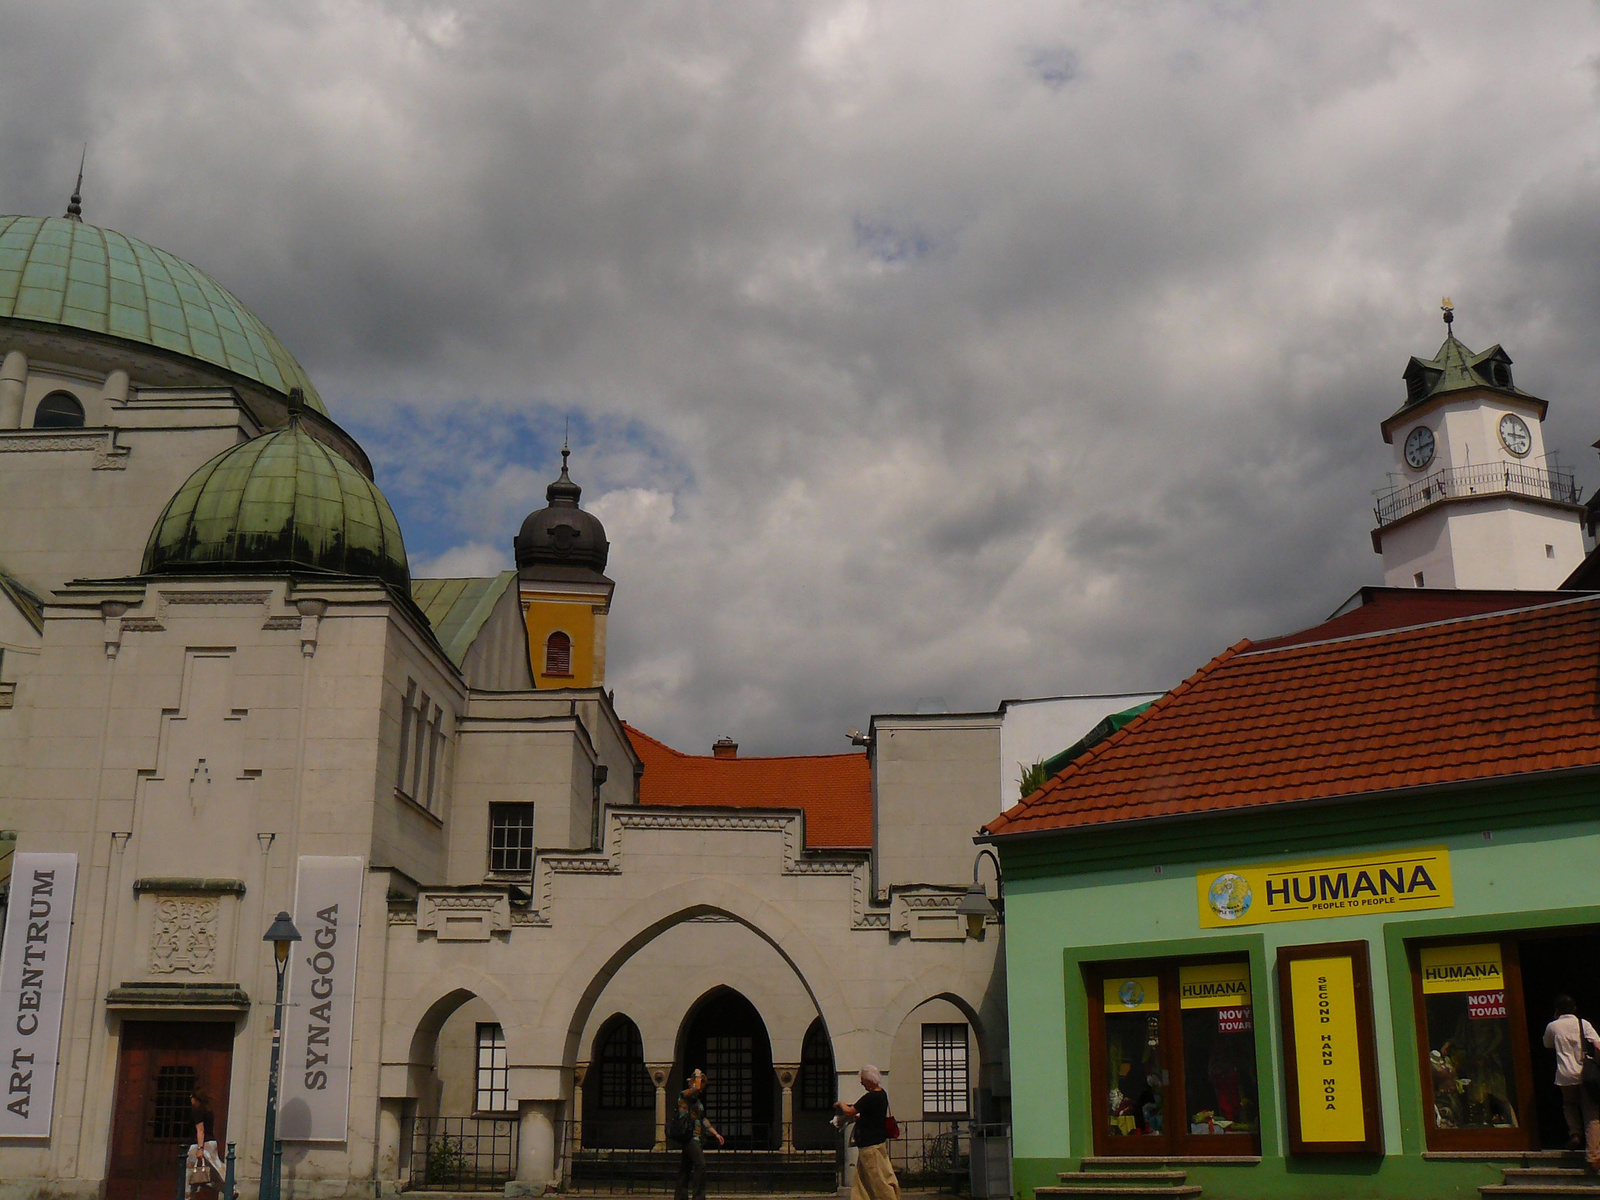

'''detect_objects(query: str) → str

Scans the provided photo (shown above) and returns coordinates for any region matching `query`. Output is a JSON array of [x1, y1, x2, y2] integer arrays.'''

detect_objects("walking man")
[[674, 1068, 725, 1200]]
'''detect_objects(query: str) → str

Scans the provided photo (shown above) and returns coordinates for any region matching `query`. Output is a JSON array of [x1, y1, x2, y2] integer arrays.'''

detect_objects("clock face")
[[1404, 425, 1436, 470], [1499, 413, 1532, 458]]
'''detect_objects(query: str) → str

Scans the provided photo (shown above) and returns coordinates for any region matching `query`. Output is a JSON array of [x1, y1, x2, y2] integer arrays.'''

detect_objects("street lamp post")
[[261, 911, 302, 1200]]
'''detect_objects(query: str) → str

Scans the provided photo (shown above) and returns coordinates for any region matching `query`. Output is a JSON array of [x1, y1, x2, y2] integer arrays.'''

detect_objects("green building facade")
[[985, 592, 1600, 1200]]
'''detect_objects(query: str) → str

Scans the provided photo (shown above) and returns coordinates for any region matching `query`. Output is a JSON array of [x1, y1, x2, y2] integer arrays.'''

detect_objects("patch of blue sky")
[[346, 400, 691, 566], [1026, 44, 1078, 90], [853, 216, 938, 264]]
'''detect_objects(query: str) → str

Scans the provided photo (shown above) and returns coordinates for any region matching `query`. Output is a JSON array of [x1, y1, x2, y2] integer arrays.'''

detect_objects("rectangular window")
[[476, 1023, 509, 1113], [151, 1065, 198, 1141], [921, 1023, 969, 1116], [395, 679, 417, 798], [410, 689, 430, 800], [423, 704, 443, 811], [1088, 957, 1262, 1157], [489, 804, 536, 874]]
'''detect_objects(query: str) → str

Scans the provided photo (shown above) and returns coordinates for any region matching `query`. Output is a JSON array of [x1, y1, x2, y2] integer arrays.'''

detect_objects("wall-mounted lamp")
[[958, 847, 1004, 939]]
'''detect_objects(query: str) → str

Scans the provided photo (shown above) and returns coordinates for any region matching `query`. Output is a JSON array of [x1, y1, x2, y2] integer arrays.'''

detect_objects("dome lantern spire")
[[64, 147, 85, 223]]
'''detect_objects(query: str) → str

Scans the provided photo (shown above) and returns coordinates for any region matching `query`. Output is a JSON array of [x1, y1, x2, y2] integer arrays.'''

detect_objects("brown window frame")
[[1276, 940, 1384, 1156], [1407, 934, 1538, 1153], [544, 631, 573, 678], [1084, 954, 1263, 1159]]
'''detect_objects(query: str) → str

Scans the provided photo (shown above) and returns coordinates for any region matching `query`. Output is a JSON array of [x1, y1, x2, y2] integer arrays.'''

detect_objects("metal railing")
[[402, 1116, 519, 1192], [1374, 461, 1582, 526], [561, 1121, 840, 1194], [558, 1118, 983, 1194]]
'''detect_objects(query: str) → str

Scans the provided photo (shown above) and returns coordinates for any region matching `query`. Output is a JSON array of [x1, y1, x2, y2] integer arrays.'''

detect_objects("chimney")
[[712, 737, 738, 759]]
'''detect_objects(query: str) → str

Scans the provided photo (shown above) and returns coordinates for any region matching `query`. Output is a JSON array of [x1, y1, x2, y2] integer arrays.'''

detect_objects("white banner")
[[278, 856, 364, 1142], [0, 852, 78, 1138]]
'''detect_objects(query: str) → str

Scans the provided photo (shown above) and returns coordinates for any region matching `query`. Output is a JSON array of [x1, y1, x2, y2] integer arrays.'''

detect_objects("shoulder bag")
[[1581, 1017, 1600, 1101]]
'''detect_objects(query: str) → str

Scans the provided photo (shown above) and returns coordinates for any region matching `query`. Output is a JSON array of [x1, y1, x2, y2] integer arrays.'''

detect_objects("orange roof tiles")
[[984, 593, 1600, 840], [625, 725, 873, 850]]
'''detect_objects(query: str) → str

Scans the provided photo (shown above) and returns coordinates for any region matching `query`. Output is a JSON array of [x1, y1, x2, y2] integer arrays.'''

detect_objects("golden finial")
[[1440, 297, 1454, 330]]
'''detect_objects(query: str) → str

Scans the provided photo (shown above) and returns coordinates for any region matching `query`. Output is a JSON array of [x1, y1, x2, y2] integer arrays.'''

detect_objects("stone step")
[[1505, 1169, 1599, 1181], [1481, 1187, 1600, 1197], [1058, 1171, 1189, 1183], [1037, 1187, 1203, 1199]]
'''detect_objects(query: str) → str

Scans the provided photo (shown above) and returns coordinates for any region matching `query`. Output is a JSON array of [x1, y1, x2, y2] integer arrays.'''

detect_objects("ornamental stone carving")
[[417, 891, 512, 941], [149, 897, 219, 974]]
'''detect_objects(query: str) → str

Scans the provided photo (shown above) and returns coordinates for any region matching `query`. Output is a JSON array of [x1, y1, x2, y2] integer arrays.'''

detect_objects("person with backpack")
[[671, 1068, 724, 1200], [834, 1065, 900, 1200], [1543, 994, 1600, 1171]]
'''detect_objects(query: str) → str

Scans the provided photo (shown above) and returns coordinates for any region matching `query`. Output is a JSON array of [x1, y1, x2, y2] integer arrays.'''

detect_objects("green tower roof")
[[0, 215, 325, 413], [143, 423, 409, 591]]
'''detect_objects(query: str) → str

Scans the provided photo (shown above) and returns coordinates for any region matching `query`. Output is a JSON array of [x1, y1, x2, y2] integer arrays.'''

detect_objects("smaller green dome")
[[144, 424, 409, 591]]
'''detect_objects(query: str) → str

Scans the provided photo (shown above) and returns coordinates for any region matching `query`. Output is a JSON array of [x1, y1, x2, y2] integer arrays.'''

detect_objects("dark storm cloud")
[[4, 1, 1598, 752]]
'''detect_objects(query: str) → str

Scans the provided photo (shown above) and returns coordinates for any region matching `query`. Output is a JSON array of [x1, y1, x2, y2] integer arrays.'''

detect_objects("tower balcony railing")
[[1374, 462, 1582, 527]]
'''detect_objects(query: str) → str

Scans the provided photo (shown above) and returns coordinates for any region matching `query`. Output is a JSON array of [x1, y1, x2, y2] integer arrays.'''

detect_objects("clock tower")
[[1371, 303, 1586, 589]]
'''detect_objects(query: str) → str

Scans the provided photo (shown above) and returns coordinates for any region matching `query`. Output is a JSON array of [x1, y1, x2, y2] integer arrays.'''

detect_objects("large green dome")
[[0, 215, 325, 413], [143, 424, 409, 591]]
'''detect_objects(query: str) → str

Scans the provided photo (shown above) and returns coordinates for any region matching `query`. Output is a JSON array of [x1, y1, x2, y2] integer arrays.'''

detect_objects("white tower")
[[1371, 303, 1586, 589]]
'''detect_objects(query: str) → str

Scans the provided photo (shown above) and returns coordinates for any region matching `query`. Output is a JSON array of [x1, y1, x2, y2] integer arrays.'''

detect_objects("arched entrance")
[[677, 988, 777, 1149], [583, 1014, 654, 1148]]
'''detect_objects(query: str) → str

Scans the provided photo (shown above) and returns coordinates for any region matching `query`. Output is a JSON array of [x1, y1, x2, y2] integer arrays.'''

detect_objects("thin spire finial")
[[561, 417, 571, 475], [65, 146, 86, 222], [1441, 296, 1454, 334]]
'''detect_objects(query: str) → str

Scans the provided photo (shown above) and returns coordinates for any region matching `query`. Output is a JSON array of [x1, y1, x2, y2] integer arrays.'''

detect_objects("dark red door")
[[107, 1021, 234, 1200]]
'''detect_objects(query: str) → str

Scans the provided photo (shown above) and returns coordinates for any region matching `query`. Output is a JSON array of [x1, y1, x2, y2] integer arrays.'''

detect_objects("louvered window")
[[545, 632, 572, 677]]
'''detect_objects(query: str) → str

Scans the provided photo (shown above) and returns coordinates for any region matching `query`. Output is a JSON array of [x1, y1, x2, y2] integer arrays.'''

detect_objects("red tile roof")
[[983, 593, 1600, 839], [624, 725, 873, 850], [1251, 587, 1570, 651]]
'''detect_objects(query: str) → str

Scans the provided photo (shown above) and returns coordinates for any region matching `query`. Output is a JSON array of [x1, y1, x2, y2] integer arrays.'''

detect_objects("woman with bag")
[[1542, 994, 1600, 1171], [835, 1065, 900, 1200]]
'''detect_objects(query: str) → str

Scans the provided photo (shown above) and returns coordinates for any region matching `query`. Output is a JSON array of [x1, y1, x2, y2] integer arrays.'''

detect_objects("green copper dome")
[[143, 424, 409, 591], [0, 215, 325, 413]]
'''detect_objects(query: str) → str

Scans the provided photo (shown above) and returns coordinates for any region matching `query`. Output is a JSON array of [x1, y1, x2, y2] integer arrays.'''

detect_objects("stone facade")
[[0, 214, 1139, 1199]]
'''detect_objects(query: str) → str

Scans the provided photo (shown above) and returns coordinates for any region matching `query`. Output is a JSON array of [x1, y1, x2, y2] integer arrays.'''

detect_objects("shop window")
[[545, 631, 572, 677], [33, 391, 85, 429], [475, 1023, 509, 1113], [922, 1024, 970, 1116], [799, 1019, 836, 1111], [597, 1019, 654, 1110], [1089, 957, 1260, 1156], [1409, 936, 1540, 1151], [489, 803, 535, 874]]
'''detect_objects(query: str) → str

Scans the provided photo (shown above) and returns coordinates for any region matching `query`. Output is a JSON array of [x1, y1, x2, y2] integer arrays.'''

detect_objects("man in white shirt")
[[1543, 993, 1600, 1170]]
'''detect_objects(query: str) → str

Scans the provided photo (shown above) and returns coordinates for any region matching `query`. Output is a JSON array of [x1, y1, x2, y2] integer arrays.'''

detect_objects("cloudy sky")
[[6, 1, 1599, 754]]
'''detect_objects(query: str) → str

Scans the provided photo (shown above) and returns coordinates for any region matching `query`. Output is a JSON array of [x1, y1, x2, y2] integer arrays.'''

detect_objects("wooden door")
[[106, 1021, 234, 1200]]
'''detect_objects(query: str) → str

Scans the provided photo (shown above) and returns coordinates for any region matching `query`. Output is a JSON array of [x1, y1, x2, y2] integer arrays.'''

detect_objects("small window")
[[475, 1023, 510, 1113], [1546, 544, 1556, 560], [545, 631, 572, 677], [489, 803, 536, 874], [395, 679, 417, 798], [151, 1065, 198, 1141], [1491, 361, 1512, 388], [1414, 571, 1425, 588], [922, 1023, 970, 1116], [33, 391, 85, 429], [597, 1019, 655, 1110]]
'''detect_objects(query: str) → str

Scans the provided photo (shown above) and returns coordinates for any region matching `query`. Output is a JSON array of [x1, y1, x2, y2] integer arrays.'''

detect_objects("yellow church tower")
[[514, 448, 614, 688]]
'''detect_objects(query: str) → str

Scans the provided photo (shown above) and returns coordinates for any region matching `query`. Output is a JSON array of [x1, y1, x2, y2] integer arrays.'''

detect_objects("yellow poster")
[[1288, 956, 1366, 1143], [1103, 975, 1160, 1013], [1197, 847, 1453, 928], [1179, 961, 1252, 1009], [1420, 943, 1504, 994]]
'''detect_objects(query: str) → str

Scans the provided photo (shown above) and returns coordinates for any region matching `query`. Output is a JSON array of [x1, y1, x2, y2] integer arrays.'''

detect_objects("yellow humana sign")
[[1197, 847, 1453, 928], [1288, 956, 1366, 1143], [1420, 943, 1504, 994], [1179, 962, 1251, 1008]]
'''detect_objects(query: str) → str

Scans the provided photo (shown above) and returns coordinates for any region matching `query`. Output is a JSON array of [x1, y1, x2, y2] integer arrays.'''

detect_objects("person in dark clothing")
[[189, 1089, 215, 1149], [835, 1065, 899, 1200], [186, 1088, 224, 1198], [673, 1069, 725, 1200]]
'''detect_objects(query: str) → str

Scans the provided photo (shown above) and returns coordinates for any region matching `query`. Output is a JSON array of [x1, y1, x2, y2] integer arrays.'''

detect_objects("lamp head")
[[264, 910, 302, 967], [956, 882, 997, 939]]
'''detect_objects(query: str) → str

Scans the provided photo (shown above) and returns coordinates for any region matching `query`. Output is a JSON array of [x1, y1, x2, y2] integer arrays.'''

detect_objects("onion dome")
[[143, 405, 409, 591], [0, 214, 326, 412], [514, 448, 610, 574]]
